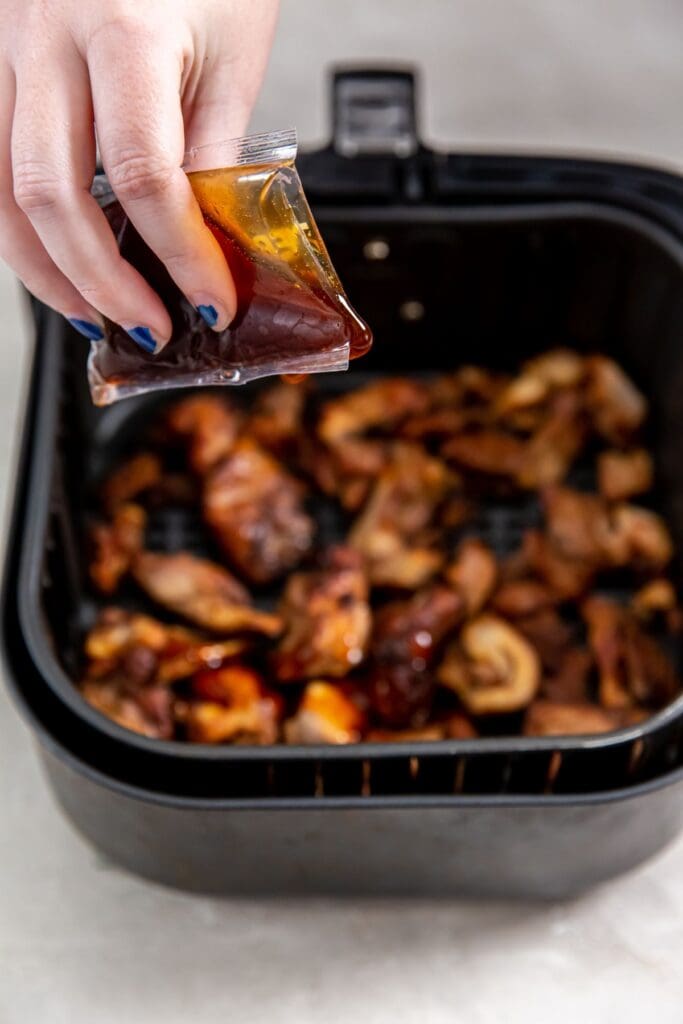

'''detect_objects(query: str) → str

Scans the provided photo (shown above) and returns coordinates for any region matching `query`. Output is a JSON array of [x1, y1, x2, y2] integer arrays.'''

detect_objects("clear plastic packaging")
[[88, 130, 372, 405]]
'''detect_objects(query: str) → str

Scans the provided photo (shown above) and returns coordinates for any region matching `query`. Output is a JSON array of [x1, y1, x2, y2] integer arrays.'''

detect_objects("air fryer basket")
[[4, 68, 683, 897]]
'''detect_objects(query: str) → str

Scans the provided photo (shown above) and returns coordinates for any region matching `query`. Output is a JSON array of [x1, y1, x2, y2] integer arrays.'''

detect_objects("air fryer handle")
[[331, 67, 421, 157]]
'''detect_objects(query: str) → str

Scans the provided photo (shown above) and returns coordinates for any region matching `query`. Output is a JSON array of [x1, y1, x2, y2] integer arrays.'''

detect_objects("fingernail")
[[126, 326, 156, 354], [68, 318, 104, 341], [197, 303, 218, 327], [194, 299, 231, 331]]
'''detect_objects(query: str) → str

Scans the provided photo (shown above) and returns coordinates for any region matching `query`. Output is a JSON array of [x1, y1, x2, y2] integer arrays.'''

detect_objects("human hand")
[[0, 0, 279, 351]]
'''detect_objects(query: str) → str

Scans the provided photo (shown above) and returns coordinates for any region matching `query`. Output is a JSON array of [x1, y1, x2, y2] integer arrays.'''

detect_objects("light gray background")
[[2, 2, 683, 1021]]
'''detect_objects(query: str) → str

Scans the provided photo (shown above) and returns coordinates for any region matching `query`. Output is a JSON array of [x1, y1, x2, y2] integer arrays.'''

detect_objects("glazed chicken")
[[84, 349, 681, 743], [204, 438, 314, 584], [349, 444, 453, 588], [132, 551, 282, 636], [90, 503, 146, 594], [273, 547, 372, 681]]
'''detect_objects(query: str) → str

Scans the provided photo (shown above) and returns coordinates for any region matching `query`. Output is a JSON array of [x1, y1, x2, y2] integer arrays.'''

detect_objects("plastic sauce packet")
[[88, 130, 372, 405]]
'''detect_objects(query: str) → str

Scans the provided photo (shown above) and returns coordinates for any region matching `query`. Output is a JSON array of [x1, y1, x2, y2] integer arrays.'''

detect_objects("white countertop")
[[2, 3, 683, 1020]]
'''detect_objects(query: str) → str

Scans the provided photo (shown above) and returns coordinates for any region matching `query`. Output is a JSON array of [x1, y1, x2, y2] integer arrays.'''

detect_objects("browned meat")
[[245, 380, 309, 458], [597, 448, 654, 501], [101, 453, 163, 512], [349, 445, 453, 589], [632, 579, 678, 624], [514, 607, 575, 673], [540, 648, 593, 704], [369, 586, 463, 727], [167, 395, 240, 475], [82, 679, 174, 739], [204, 438, 315, 584], [90, 503, 146, 595], [444, 538, 498, 617], [582, 596, 678, 710], [283, 681, 366, 744], [132, 551, 282, 636], [523, 700, 617, 736], [515, 390, 587, 489], [83, 607, 250, 685], [522, 529, 595, 599], [273, 547, 371, 681], [318, 378, 429, 446], [442, 429, 526, 478], [187, 666, 283, 744], [491, 579, 558, 618], [585, 355, 647, 444]]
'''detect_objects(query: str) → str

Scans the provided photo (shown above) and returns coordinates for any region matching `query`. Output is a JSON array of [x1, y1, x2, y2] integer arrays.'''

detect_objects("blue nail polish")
[[197, 304, 218, 327], [126, 326, 156, 353], [69, 318, 104, 341]]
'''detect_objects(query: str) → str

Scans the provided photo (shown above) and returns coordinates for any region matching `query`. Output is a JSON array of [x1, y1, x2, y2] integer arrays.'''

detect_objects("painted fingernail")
[[126, 326, 156, 353], [69, 318, 104, 341], [197, 303, 218, 327]]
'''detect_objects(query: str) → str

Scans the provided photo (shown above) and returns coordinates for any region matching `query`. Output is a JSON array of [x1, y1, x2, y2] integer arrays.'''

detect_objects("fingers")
[[10, 37, 172, 351], [0, 62, 105, 339], [88, 19, 237, 338], [183, 0, 280, 151]]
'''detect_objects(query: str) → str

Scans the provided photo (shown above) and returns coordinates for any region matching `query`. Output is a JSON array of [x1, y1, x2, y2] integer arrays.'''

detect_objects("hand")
[[0, 0, 279, 351]]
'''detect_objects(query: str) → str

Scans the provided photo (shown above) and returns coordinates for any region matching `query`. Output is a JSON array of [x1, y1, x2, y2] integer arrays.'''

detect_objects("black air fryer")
[[3, 69, 683, 899]]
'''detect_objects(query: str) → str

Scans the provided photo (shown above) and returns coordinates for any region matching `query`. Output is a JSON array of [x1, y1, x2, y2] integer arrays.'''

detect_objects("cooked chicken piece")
[[438, 615, 540, 714], [187, 666, 282, 744], [283, 681, 365, 744], [632, 579, 677, 620], [81, 679, 174, 739], [203, 439, 314, 584], [400, 407, 472, 442], [515, 390, 587, 489], [494, 373, 548, 420], [132, 551, 282, 636], [524, 349, 586, 389], [597, 448, 654, 502], [85, 607, 172, 667], [621, 617, 679, 707], [442, 429, 526, 478], [451, 365, 509, 406], [273, 547, 371, 681], [540, 648, 593, 704], [585, 355, 647, 444], [245, 380, 309, 458], [366, 724, 446, 742], [349, 445, 454, 589], [101, 453, 163, 512], [494, 349, 585, 423], [84, 607, 250, 685], [369, 586, 463, 728], [491, 579, 558, 618], [318, 378, 429, 446], [370, 549, 445, 590], [582, 596, 678, 710], [522, 529, 595, 599], [514, 607, 575, 673], [541, 486, 623, 567], [167, 395, 240, 475], [444, 538, 497, 617], [523, 700, 617, 737], [610, 504, 673, 572], [541, 486, 671, 575], [89, 503, 146, 595]]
